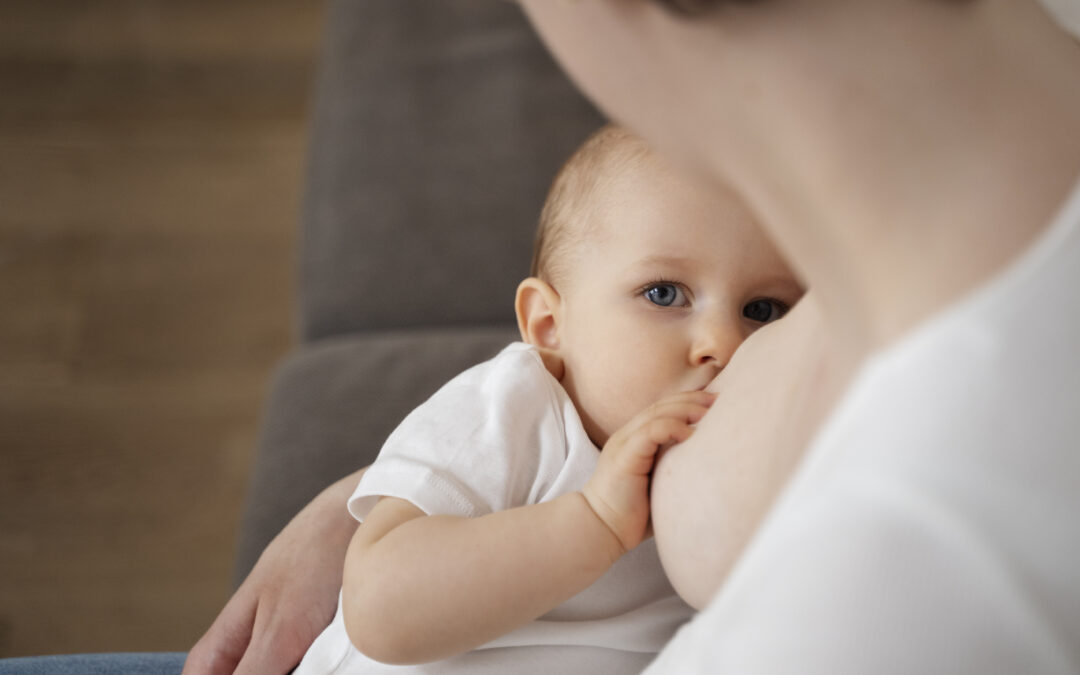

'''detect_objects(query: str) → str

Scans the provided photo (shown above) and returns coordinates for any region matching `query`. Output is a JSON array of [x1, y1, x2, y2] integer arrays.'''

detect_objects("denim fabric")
[[0, 652, 185, 674]]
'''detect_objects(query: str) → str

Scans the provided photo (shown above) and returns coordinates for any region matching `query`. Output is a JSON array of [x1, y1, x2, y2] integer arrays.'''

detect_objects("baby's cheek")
[[586, 358, 671, 442], [594, 403, 634, 446], [606, 389, 654, 433], [576, 382, 636, 448]]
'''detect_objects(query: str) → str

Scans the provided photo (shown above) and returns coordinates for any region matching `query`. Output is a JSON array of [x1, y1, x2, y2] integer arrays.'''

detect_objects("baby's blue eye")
[[743, 299, 788, 324], [644, 283, 687, 307]]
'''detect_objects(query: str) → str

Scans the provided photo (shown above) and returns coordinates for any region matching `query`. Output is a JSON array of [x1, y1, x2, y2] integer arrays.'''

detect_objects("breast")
[[650, 295, 852, 609]]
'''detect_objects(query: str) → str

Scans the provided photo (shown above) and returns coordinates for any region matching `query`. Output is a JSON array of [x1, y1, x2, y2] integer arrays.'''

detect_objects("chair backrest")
[[299, 0, 604, 341]]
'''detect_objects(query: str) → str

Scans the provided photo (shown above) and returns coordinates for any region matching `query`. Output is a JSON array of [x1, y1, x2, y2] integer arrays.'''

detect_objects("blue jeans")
[[0, 653, 185, 674]]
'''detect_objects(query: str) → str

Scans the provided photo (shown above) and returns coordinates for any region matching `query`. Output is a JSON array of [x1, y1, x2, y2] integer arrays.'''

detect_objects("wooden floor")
[[0, 0, 325, 657]]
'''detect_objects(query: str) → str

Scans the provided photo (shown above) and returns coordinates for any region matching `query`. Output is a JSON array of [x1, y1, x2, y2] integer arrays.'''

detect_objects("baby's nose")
[[689, 319, 743, 370]]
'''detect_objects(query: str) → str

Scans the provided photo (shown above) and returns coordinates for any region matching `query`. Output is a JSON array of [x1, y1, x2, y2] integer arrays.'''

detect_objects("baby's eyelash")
[[634, 277, 685, 295], [636, 278, 693, 308]]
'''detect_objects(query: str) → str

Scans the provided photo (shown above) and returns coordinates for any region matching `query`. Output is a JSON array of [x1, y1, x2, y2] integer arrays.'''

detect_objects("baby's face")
[[555, 158, 803, 447]]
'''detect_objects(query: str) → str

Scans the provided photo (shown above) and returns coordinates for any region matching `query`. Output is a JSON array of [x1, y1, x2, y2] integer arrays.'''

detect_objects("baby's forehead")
[[563, 141, 663, 227], [536, 125, 679, 284], [564, 149, 690, 249], [567, 162, 774, 267]]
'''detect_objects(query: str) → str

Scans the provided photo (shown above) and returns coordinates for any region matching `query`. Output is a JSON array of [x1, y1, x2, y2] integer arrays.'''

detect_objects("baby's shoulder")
[[441, 341, 559, 405]]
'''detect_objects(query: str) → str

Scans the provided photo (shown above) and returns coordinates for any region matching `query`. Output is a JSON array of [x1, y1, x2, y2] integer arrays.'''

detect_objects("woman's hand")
[[183, 470, 365, 675]]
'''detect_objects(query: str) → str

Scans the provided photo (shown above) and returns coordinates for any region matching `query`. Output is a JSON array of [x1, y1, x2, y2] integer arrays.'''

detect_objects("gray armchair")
[[233, 0, 603, 582]]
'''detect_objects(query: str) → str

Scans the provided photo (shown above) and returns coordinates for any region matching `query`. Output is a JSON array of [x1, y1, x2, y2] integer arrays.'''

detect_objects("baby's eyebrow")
[[632, 254, 697, 269]]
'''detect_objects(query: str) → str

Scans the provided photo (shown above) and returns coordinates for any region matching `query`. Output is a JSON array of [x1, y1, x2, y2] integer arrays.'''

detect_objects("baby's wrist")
[[576, 489, 628, 560]]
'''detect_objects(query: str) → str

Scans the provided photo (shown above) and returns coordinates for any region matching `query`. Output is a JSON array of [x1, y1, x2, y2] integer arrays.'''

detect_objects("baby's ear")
[[515, 277, 562, 351]]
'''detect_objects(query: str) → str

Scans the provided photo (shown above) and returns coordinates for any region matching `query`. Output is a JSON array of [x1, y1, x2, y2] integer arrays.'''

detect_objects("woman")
[[188, 1, 1080, 673], [515, 1, 1080, 672]]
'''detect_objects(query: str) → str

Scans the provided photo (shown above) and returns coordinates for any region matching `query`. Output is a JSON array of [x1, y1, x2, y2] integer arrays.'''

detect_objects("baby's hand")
[[582, 390, 716, 553]]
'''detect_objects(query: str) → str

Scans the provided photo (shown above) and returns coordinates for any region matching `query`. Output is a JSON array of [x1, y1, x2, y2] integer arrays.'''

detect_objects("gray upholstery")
[[233, 0, 603, 582], [301, 0, 604, 339]]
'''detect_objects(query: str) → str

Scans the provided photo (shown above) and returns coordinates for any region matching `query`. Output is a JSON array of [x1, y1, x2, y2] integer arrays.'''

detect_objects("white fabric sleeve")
[[644, 472, 1073, 674], [348, 345, 566, 521]]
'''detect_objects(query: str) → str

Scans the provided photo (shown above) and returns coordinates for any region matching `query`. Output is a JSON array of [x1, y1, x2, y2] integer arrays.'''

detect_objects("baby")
[[295, 125, 803, 674]]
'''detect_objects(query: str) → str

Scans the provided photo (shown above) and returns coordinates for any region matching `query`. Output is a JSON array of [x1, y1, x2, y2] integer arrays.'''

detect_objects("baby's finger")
[[650, 390, 716, 416], [641, 415, 697, 448], [615, 417, 697, 474], [630, 393, 715, 432], [652, 389, 717, 409]]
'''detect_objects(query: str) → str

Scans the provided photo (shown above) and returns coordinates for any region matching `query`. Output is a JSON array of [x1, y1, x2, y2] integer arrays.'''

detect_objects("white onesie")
[[297, 342, 692, 675]]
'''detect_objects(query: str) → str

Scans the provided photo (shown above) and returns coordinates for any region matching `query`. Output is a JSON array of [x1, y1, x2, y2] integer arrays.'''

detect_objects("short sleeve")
[[348, 343, 570, 521]]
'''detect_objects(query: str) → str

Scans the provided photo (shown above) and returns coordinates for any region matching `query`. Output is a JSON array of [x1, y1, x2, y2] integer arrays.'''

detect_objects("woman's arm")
[[651, 294, 859, 609], [183, 468, 366, 675]]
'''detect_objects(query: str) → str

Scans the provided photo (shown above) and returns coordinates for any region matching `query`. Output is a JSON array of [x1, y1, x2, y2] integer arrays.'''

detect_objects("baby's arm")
[[341, 390, 715, 665]]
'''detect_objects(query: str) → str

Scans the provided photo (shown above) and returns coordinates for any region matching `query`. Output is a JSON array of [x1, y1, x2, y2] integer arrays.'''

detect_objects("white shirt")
[[644, 173, 1080, 673], [298, 343, 692, 675]]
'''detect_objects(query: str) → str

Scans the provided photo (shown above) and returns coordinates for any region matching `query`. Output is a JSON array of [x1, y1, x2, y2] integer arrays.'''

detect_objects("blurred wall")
[[0, 0, 324, 656]]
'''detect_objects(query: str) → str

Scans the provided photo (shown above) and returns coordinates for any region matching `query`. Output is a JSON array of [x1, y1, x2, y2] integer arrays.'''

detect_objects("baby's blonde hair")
[[531, 125, 655, 287]]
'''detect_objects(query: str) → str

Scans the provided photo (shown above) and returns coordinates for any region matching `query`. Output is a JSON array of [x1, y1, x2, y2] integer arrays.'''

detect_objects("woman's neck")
[[713, 0, 1080, 354]]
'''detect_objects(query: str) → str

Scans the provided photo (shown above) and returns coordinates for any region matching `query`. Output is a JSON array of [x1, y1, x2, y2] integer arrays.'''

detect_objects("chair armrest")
[[233, 326, 518, 583]]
